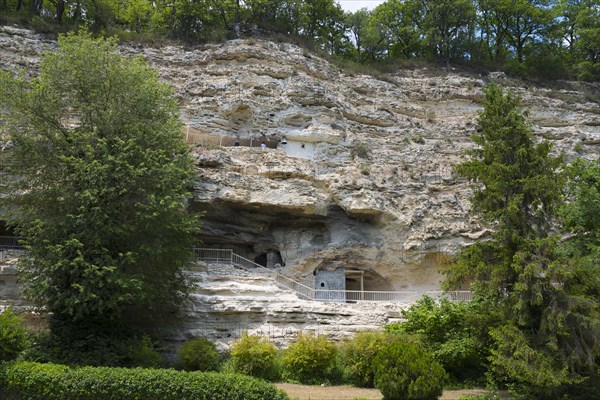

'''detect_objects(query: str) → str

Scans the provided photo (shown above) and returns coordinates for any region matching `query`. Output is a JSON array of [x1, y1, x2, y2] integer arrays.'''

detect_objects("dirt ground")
[[276, 383, 489, 400]]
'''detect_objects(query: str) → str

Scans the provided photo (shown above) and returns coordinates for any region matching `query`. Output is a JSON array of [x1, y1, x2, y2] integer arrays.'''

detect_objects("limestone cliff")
[[130, 31, 600, 292], [1, 26, 600, 345]]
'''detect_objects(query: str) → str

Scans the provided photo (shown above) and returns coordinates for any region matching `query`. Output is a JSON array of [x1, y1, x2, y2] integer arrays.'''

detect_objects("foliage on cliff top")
[[1, 0, 599, 81]]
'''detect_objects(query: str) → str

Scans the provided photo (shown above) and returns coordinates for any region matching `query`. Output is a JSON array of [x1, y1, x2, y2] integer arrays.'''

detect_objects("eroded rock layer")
[[1, 26, 600, 344]]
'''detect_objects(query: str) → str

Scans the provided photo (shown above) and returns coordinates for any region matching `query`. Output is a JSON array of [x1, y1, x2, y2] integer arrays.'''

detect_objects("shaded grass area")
[[276, 384, 493, 400]]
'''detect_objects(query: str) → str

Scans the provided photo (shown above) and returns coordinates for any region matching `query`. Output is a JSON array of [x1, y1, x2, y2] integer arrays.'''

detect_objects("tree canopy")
[[1, 0, 600, 80], [0, 32, 201, 337]]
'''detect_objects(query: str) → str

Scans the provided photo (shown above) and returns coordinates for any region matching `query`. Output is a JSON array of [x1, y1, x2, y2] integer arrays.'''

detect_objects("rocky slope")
[[1, 26, 600, 345]]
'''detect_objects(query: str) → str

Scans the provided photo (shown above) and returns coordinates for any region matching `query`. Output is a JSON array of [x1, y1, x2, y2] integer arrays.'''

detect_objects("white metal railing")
[[433, 290, 474, 302], [194, 248, 472, 304], [275, 274, 315, 300], [231, 253, 269, 274], [192, 248, 232, 263], [0, 243, 473, 303], [231, 253, 317, 300], [0, 236, 22, 250]]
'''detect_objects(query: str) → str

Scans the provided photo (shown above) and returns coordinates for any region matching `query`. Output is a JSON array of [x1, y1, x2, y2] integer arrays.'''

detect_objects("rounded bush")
[[177, 337, 220, 371], [340, 330, 392, 388], [230, 332, 279, 380], [373, 341, 446, 400], [281, 333, 337, 384]]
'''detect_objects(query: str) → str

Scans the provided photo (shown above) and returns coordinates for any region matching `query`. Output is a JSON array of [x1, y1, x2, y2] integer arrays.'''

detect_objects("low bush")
[[281, 333, 338, 384], [230, 332, 279, 380], [373, 341, 446, 400], [177, 336, 220, 371], [0, 308, 30, 362], [387, 296, 489, 385], [340, 330, 392, 388], [0, 361, 289, 400]]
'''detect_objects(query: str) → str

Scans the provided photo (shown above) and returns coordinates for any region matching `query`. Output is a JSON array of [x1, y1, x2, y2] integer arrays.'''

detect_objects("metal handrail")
[[192, 248, 232, 263], [0, 236, 22, 250], [231, 253, 316, 300], [193, 248, 472, 303]]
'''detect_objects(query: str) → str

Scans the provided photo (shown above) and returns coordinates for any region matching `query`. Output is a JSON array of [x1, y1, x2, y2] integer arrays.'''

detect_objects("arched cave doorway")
[[253, 250, 284, 268]]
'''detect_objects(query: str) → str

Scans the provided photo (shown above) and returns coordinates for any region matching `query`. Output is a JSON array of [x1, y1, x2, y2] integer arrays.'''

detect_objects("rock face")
[[171, 262, 402, 350], [1, 25, 600, 345]]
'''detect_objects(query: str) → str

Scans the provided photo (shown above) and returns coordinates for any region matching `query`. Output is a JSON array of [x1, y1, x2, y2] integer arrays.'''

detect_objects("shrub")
[[0, 361, 289, 400], [386, 296, 489, 384], [373, 341, 446, 400], [340, 330, 392, 388], [21, 331, 162, 368], [178, 337, 220, 371], [230, 332, 279, 380], [281, 333, 337, 384], [0, 308, 30, 362], [351, 142, 371, 159]]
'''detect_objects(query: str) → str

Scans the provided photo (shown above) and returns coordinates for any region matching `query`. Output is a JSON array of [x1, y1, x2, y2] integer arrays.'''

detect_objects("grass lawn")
[[275, 383, 491, 400]]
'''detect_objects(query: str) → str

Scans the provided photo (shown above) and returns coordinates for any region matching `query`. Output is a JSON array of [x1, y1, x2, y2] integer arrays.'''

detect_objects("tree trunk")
[[55, 0, 65, 24], [73, 0, 82, 22], [30, 0, 43, 15]]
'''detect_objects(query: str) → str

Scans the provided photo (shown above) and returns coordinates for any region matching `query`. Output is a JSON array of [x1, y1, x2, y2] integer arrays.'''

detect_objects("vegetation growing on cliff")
[[0, 32, 200, 349], [1, 0, 599, 81]]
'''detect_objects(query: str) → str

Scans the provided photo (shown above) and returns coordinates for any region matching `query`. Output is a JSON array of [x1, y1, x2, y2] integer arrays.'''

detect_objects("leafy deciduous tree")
[[0, 32, 201, 338]]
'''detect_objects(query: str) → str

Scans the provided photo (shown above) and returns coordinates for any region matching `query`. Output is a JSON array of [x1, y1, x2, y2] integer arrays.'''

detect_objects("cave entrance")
[[254, 254, 267, 267], [345, 270, 364, 292], [0, 221, 20, 251], [253, 250, 284, 268], [0, 221, 14, 237], [345, 269, 394, 293]]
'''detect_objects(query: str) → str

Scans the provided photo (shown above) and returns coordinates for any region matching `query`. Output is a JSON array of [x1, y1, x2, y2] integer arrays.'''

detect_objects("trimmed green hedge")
[[0, 361, 289, 400]]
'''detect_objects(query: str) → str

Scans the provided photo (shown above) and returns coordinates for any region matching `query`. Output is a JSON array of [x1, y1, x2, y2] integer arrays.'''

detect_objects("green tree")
[[478, 0, 556, 64], [446, 84, 599, 396], [122, 0, 153, 33], [373, 340, 446, 400], [0, 32, 200, 339], [561, 158, 600, 265], [421, 0, 476, 63], [281, 333, 338, 384], [340, 330, 396, 388], [574, 0, 600, 79], [370, 0, 423, 59], [345, 8, 371, 63]]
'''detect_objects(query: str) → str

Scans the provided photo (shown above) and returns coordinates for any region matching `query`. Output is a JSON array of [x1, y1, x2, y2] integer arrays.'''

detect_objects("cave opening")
[[253, 250, 284, 268], [345, 269, 394, 292], [0, 221, 15, 237], [254, 253, 267, 267]]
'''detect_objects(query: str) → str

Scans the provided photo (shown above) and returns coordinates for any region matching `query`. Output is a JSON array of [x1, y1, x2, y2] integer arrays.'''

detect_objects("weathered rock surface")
[[168, 262, 402, 350], [1, 25, 599, 344]]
